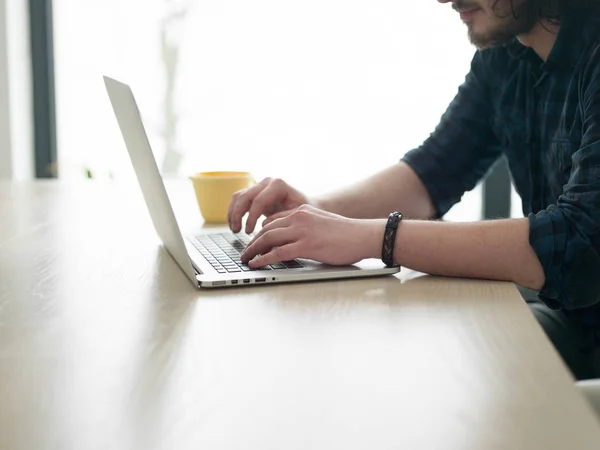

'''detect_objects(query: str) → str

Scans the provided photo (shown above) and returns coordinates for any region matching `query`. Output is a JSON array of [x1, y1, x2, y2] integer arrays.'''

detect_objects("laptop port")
[[256, 278, 266, 283], [231, 280, 238, 285], [213, 281, 226, 286], [243, 279, 250, 284]]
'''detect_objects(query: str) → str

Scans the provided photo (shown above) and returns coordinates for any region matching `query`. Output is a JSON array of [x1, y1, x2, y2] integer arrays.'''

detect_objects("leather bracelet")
[[381, 211, 402, 267]]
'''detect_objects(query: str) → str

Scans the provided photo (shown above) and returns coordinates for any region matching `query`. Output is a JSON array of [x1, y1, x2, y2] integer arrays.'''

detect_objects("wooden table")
[[1, 180, 599, 450]]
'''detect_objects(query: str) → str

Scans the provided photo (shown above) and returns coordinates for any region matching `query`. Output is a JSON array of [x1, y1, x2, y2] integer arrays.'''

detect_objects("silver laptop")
[[103, 75, 400, 288]]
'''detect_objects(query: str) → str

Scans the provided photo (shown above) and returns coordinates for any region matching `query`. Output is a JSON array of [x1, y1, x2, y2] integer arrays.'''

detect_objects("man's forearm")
[[315, 162, 436, 220], [364, 217, 545, 289]]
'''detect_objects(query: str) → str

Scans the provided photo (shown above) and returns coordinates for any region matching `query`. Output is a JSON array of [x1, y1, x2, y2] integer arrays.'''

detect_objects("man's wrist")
[[312, 195, 333, 213], [360, 219, 388, 260]]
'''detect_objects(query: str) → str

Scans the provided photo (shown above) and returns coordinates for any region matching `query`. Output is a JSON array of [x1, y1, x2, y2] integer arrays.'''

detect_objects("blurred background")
[[0, 0, 520, 221]]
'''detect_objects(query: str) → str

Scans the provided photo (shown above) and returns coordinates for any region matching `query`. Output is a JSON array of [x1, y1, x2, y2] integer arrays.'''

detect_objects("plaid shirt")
[[402, 10, 600, 326]]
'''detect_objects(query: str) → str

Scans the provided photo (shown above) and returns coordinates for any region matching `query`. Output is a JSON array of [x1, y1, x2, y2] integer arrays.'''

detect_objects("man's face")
[[441, 0, 539, 48]]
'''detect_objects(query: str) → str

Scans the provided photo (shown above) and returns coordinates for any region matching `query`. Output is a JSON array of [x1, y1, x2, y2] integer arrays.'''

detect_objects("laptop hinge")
[[191, 260, 203, 275]]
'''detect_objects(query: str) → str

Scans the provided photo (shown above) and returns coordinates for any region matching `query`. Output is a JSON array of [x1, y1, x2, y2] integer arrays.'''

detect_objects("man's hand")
[[240, 205, 382, 268], [228, 177, 315, 234]]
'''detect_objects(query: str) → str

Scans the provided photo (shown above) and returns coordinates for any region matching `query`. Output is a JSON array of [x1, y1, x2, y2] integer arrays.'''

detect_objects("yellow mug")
[[189, 171, 254, 223]]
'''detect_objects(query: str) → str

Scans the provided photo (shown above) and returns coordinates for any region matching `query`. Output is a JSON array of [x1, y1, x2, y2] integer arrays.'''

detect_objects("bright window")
[[54, 1, 483, 220]]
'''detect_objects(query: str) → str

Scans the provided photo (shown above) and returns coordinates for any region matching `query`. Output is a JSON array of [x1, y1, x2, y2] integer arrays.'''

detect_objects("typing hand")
[[228, 177, 312, 235], [240, 205, 381, 268]]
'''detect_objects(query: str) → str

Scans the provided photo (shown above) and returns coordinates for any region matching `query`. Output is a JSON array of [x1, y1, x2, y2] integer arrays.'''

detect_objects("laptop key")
[[283, 260, 304, 268], [270, 263, 287, 269]]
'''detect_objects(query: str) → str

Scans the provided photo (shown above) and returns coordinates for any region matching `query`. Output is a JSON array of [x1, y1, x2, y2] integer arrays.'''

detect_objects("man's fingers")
[[230, 195, 253, 233], [229, 179, 269, 232], [262, 209, 296, 227], [228, 191, 241, 229], [247, 243, 301, 268], [245, 188, 288, 234], [247, 214, 292, 247], [241, 228, 296, 263]]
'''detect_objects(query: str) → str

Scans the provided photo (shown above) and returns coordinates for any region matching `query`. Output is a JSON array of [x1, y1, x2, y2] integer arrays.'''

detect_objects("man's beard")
[[459, 0, 539, 49]]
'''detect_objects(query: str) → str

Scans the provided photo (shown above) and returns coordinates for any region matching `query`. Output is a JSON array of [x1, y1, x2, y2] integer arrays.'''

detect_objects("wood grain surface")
[[1, 181, 599, 450]]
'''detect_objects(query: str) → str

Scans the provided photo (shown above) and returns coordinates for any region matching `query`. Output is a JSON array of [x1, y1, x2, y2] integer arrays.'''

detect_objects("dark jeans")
[[518, 286, 600, 380]]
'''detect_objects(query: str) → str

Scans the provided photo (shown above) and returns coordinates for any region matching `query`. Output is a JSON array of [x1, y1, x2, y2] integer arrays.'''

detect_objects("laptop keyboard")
[[190, 233, 304, 274]]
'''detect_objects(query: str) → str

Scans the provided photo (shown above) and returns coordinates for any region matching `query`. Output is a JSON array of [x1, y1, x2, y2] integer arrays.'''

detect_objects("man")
[[227, 0, 600, 380]]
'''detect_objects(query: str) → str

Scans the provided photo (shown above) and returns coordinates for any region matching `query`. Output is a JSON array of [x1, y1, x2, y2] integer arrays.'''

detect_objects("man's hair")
[[495, 0, 600, 22]]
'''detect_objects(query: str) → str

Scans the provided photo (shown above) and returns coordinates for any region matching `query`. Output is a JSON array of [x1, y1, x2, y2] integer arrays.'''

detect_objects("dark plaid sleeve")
[[529, 45, 600, 310], [401, 51, 502, 218]]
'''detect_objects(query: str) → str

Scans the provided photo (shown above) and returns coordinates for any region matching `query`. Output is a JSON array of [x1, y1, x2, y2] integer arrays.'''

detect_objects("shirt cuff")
[[528, 206, 600, 310], [401, 150, 449, 219]]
